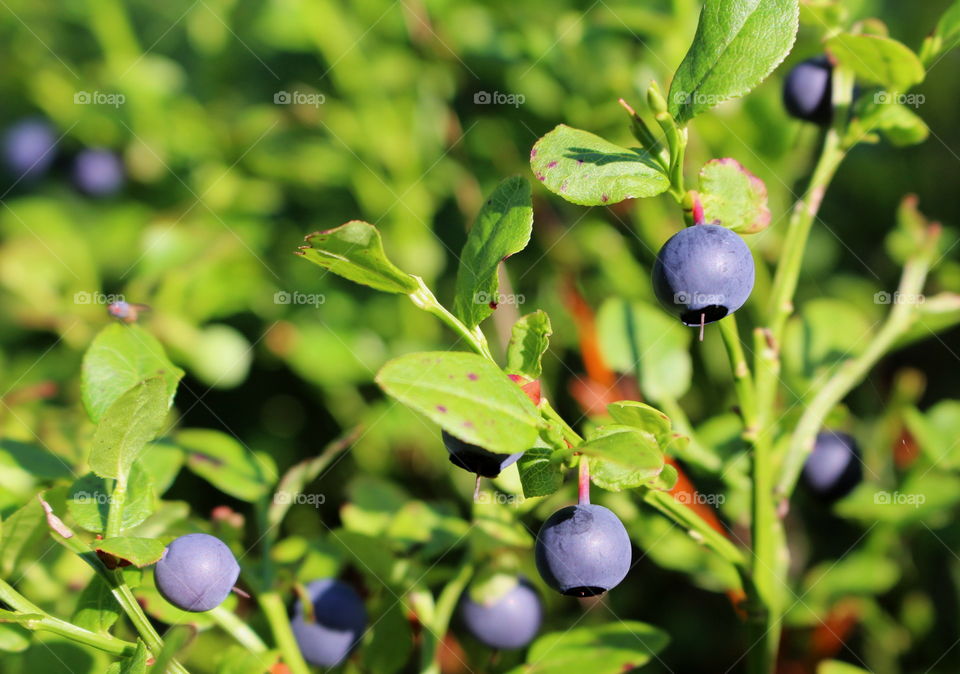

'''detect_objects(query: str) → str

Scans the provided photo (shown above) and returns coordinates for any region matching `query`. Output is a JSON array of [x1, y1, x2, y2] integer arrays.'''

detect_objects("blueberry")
[[652, 224, 755, 326], [154, 533, 240, 612], [72, 148, 124, 197], [783, 57, 833, 125], [2, 118, 57, 180], [802, 431, 862, 502], [459, 577, 542, 650], [441, 430, 523, 478], [291, 579, 367, 667], [534, 504, 631, 596]]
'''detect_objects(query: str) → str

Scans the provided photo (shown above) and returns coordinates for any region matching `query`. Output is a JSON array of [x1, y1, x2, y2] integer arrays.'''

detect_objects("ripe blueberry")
[[534, 504, 631, 596], [441, 430, 523, 478], [459, 577, 543, 650], [2, 118, 57, 180], [802, 431, 862, 502], [154, 533, 240, 612], [652, 224, 755, 326], [783, 57, 833, 125], [72, 148, 124, 197], [291, 578, 367, 667]]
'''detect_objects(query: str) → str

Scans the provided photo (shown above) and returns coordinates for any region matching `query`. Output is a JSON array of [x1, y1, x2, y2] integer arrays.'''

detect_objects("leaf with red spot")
[[530, 125, 669, 206], [698, 159, 771, 234]]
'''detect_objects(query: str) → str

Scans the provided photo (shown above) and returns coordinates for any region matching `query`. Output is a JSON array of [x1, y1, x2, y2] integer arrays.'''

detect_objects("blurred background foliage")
[[2, 0, 960, 672]]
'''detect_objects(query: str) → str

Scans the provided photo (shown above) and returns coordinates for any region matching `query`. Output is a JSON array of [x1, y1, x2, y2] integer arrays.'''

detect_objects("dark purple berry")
[[535, 504, 631, 597], [2, 118, 57, 180], [652, 224, 755, 326], [72, 148, 124, 197], [441, 430, 522, 478]]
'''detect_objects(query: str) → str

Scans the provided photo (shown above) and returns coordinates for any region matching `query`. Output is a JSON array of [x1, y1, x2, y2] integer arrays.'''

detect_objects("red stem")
[[578, 457, 591, 505]]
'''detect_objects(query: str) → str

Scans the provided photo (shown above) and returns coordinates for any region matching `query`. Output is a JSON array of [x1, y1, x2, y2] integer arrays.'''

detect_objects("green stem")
[[540, 397, 583, 446], [0, 577, 138, 657], [259, 591, 310, 674], [409, 277, 494, 360], [643, 489, 746, 570], [209, 605, 268, 653], [775, 232, 939, 500], [419, 563, 474, 674], [105, 475, 127, 539], [718, 315, 756, 429]]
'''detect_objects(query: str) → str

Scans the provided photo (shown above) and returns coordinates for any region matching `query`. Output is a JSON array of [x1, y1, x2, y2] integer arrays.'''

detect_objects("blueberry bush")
[[2, 0, 960, 673]]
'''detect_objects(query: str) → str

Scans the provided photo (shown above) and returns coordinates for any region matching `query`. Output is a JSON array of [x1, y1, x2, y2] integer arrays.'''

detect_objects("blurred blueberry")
[[2, 118, 57, 180], [802, 431, 862, 502], [291, 578, 367, 667], [783, 57, 833, 125], [72, 148, 124, 197], [459, 577, 542, 650]]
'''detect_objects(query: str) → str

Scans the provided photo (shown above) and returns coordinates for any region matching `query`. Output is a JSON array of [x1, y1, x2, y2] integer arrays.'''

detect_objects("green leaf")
[[81, 324, 183, 423], [216, 646, 280, 674], [68, 466, 155, 534], [136, 440, 183, 496], [516, 621, 669, 673], [698, 159, 771, 233], [921, 1, 960, 64], [800, 0, 847, 30], [375, 352, 542, 455], [904, 401, 960, 470], [468, 571, 519, 604], [505, 311, 553, 379], [0, 498, 45, 577], [0, 621, 31, 653], [530, 125, 670, 206], [607, 401, 672, 443], [856, 99, 929, 147], [297, 220, 419, 294], [105, 640, 148, 674], [517, 446, 564, 498], [668, 0, 799, 123], [180, 429, 277, 502], [826, 33, 925, 91], [581, 426, 664, 491], [89, 377, 171, 480], [95, 537, 167, 567], [364, 597, 413, 674], [72, 575, 121, 635], [453, 177, 534, 328], [596, 298, 693, 400]]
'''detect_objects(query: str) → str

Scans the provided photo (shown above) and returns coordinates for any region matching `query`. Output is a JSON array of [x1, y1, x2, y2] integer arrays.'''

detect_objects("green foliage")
[[582, 425, 665, 491], [375, 352, 542, 454], [530, 125, 670, 205], [68, 467, 154, 533], [826, 33, 925, 91], [297, 221, 419, 294], [453, 177, 534, 328], [698, 159, 771, 233], [89, 378, 170, 480], [94, 537, 167, 568], [178, 429, 277, 502], [669, 0, 800, 123], [506, 311, 553, 379], [513, 621, 670, 673]]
